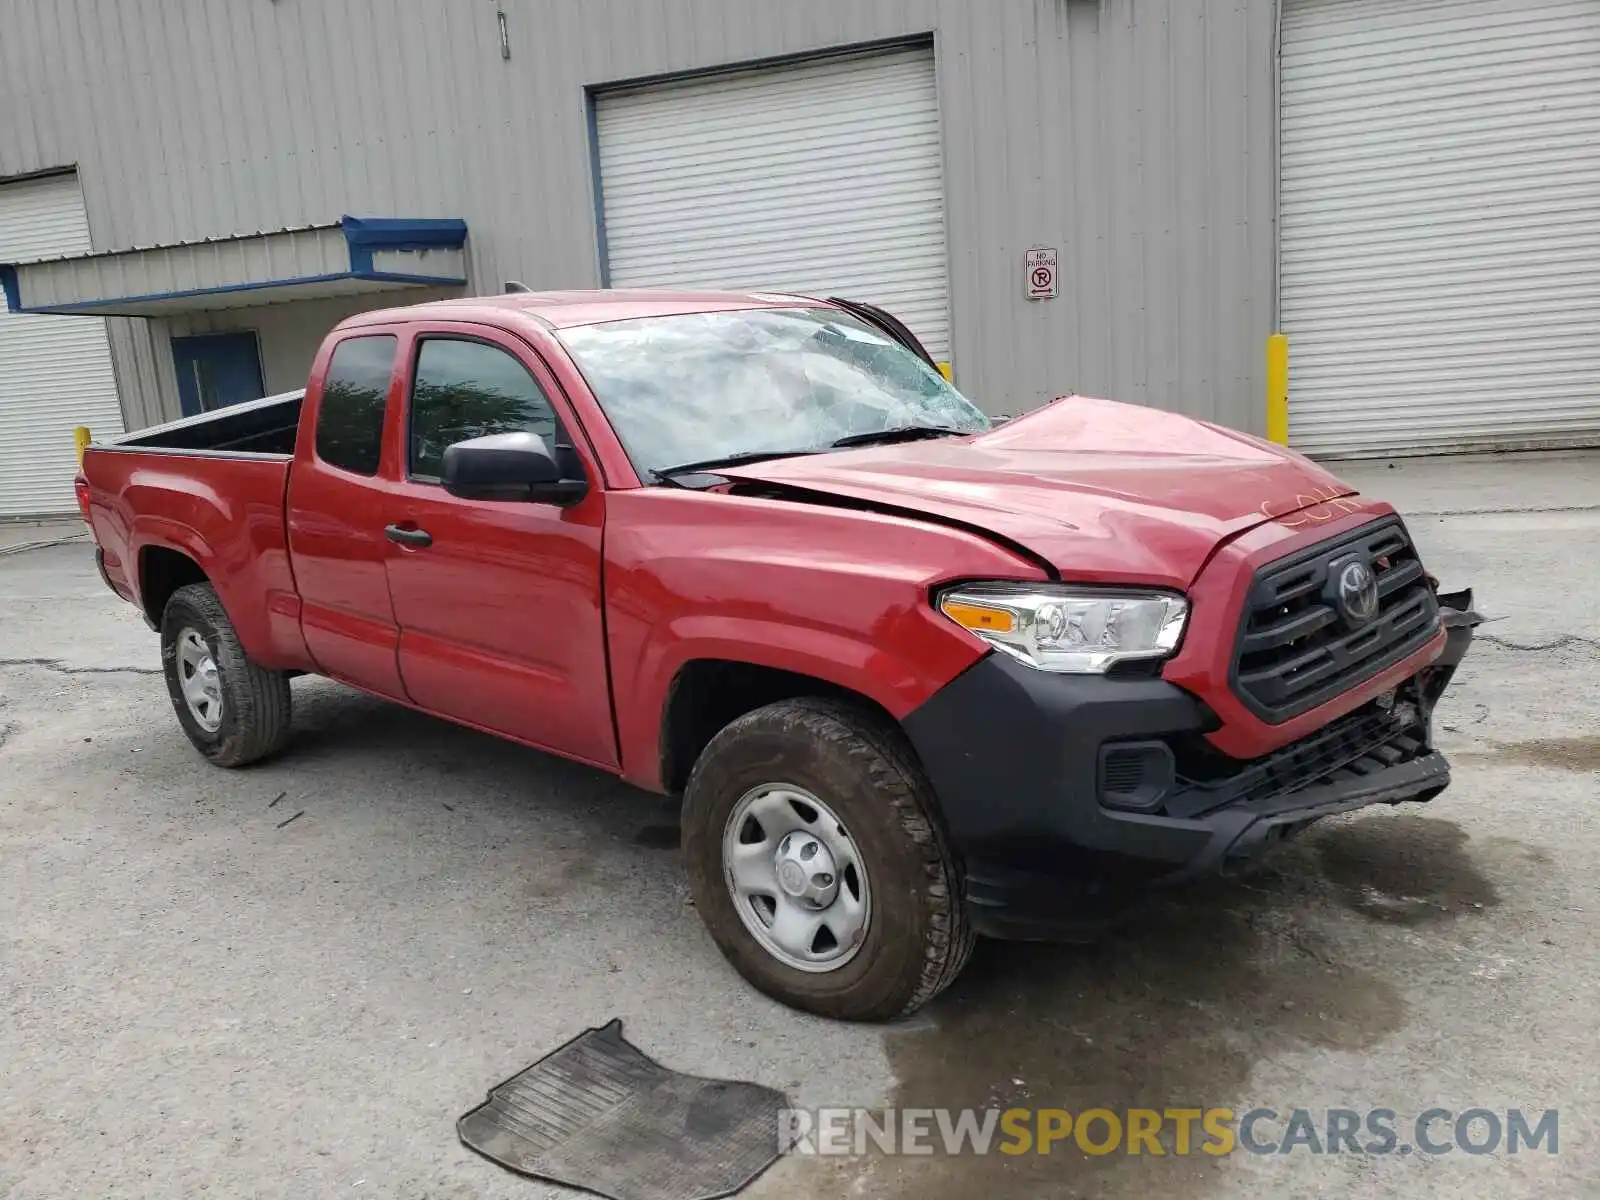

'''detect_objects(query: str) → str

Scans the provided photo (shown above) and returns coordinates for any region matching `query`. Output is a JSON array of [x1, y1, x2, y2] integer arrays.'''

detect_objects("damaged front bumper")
[[902, 589, 1483, 940], [1161, 586, 1483, 885]]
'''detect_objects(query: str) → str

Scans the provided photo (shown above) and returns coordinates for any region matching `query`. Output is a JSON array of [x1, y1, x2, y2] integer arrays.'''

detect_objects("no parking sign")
[[1025, 247, 1058, 300]]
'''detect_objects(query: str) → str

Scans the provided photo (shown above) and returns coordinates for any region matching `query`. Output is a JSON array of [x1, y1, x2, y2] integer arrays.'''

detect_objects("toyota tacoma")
[[77, 290, 1478, 1021]]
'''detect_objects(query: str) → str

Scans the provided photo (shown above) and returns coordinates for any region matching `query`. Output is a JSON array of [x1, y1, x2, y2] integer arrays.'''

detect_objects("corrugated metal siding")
[[0, 0, 1275, 432], [14, 225, 352, 310], [1281, 0, 1600, 455], [104, 316, 177, 430], [0, 172, 124, 516], [598, 47, 951, 359]]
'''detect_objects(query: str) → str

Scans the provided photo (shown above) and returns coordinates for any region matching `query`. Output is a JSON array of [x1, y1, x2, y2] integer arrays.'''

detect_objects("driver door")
[[381, 326, 617, 768]]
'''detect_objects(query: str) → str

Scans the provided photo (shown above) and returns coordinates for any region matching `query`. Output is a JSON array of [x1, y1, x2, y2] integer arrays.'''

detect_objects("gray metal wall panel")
[[104, 317, 176, 432], [0, 0, 1274, 432]]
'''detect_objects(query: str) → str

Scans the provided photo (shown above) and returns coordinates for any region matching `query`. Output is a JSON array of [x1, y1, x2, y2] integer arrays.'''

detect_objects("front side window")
[[408, 338, 559, 480], [315, 335, 397, 476], [556, 308, 989, 480]]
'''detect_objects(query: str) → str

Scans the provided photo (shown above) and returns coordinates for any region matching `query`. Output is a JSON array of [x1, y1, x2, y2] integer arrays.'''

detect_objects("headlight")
[[938, 583, 1188, 674]]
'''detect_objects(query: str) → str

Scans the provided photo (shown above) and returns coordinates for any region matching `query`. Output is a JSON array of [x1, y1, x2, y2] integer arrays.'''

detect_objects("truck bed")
[[82, 403, 305, 669], [110, 390, 305, 456]]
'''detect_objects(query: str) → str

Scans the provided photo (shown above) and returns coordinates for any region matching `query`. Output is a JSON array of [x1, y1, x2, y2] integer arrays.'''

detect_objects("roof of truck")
[[340, 288, 827, 332]]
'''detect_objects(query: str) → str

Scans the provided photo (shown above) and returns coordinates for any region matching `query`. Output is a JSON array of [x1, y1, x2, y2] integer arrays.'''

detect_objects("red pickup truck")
[[80, 290, 1477, 1020]]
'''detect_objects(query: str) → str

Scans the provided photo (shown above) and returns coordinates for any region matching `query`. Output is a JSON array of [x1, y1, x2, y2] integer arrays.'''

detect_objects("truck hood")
[[719, 395, 1358, 589]]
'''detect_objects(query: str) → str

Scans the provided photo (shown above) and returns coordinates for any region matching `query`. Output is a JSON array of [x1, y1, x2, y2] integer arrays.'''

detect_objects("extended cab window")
[[315, 335, 397, 476], [408, 338, 559, 480]]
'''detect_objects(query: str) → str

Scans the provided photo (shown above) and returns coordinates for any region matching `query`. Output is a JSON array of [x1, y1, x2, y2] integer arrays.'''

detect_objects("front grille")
[[1233, 517, 1439, 723]]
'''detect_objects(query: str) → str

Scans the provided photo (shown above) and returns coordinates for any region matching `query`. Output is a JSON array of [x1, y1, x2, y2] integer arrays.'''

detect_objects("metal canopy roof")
[[0, 216, 468, 317]]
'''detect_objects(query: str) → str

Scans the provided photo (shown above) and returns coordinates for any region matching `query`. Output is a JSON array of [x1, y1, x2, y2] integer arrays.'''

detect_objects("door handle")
[[384, 523, 433, 548]]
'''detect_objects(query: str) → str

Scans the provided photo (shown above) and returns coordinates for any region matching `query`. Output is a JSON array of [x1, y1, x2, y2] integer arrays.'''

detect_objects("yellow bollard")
[[73, 426, 92, 465], [936, 361, 953, 382], [1265, 334, 1289, 446]]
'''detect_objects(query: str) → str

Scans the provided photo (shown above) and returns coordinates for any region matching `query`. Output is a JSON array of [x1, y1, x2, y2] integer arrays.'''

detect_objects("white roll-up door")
[[595, 46, 951, 361], [1280, 0, 1600, 456], [0, 173, 124, 516]]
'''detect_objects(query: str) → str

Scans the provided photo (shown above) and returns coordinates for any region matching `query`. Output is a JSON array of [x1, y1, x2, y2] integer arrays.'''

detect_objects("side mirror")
[[441, 432, 588, 505]]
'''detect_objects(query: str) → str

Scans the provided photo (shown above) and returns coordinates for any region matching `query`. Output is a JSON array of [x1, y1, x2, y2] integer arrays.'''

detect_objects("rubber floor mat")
[[458, 1019, 788, 1200]]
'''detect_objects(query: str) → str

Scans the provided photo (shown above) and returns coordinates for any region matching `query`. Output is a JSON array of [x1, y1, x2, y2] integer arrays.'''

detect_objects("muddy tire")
[[160, 583, 292, 767], [682, 698, 974, 1021]]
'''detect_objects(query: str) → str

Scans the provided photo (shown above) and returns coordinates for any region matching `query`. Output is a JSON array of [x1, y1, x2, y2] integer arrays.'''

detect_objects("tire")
[[160, 582, 293, 767], [682, 698, 974, 1021]]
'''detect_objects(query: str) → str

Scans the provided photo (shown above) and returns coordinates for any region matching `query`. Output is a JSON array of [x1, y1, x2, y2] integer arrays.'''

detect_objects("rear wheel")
[[682, 698, 974, 1021], [160, 583, 292, 767]]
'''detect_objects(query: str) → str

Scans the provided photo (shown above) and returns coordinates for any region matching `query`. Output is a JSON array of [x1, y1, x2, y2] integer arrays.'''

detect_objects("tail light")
[[73, 473, 92, 523]]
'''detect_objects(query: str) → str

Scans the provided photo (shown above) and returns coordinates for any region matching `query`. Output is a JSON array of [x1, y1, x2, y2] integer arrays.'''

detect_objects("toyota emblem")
[[1337, 560, 1380, 625]]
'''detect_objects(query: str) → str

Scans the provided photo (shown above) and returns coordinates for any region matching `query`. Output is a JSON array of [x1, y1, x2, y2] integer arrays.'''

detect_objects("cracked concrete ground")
[[1, 451, 1597, 1199]]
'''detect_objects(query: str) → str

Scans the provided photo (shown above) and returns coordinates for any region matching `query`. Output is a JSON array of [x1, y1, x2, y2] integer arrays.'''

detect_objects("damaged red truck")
[[79, 290, 1478, 1021]]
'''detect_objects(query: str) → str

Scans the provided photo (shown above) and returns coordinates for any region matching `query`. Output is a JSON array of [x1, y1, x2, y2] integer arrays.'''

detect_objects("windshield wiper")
[[651, 447, 819, 484], [828, 425, 967, 449]]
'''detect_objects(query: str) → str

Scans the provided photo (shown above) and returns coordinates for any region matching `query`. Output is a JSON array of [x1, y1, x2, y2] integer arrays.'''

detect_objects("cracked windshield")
[[558, 307, 990, 478]]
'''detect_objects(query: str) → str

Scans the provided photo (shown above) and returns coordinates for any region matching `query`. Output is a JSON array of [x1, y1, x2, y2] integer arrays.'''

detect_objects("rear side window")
[[408, 338, 559, 480], [315, 335, 397, 475]]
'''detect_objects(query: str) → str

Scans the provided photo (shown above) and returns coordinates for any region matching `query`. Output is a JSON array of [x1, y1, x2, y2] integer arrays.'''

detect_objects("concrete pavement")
[[0, 518, 87, 555]]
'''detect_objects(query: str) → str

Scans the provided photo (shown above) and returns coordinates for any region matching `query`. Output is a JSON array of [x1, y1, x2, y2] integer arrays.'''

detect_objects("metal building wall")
[[0, 0, 1276, 431]]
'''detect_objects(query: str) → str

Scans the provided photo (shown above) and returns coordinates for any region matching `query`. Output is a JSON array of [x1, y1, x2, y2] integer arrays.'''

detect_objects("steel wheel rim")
[[176, 627, 223, 733], [722, 783, 871, 973]]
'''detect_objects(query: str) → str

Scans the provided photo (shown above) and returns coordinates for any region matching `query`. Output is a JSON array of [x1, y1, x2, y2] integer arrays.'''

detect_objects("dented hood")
[[719, 396, 1358, 590]]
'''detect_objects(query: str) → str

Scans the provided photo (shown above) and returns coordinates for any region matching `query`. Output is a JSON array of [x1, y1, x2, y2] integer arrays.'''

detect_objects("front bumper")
[[901, 590, 1481, 940]]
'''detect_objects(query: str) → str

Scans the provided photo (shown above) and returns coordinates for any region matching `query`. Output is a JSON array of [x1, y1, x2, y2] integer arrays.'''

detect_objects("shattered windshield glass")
[[556, 308, 990, 480]]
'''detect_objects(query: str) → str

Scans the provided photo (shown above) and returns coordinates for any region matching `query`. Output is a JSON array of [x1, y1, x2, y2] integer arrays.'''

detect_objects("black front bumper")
[[901, 591, 1480, 940]]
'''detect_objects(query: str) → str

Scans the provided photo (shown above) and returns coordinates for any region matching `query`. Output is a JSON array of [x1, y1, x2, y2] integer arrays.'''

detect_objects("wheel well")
[[658, 659, 899, 795], [139, 547, 208, 626]]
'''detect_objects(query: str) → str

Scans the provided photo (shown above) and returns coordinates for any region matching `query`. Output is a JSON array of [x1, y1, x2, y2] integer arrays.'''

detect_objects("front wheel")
[[682, 698, 974, 1021], [160, 583, 293, 767]]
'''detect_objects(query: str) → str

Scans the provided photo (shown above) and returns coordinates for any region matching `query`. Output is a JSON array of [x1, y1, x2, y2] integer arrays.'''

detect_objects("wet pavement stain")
[[633, 822, 681, 850], [1468, 734, 1600, 773], [1315, 815, 1499, 924], [787, 878, 1407, 1200], [1478, 835, 1552, 867], [774, 809, 1543, 1199], [522, 848, 602, 901]]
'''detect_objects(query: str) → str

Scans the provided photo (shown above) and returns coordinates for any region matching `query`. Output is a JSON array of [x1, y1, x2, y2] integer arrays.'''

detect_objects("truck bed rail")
[[103, 390, 305, 457]]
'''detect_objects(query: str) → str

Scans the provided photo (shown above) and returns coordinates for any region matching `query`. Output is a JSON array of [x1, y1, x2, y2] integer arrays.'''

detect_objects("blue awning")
[[0, 216, 468, 317]]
